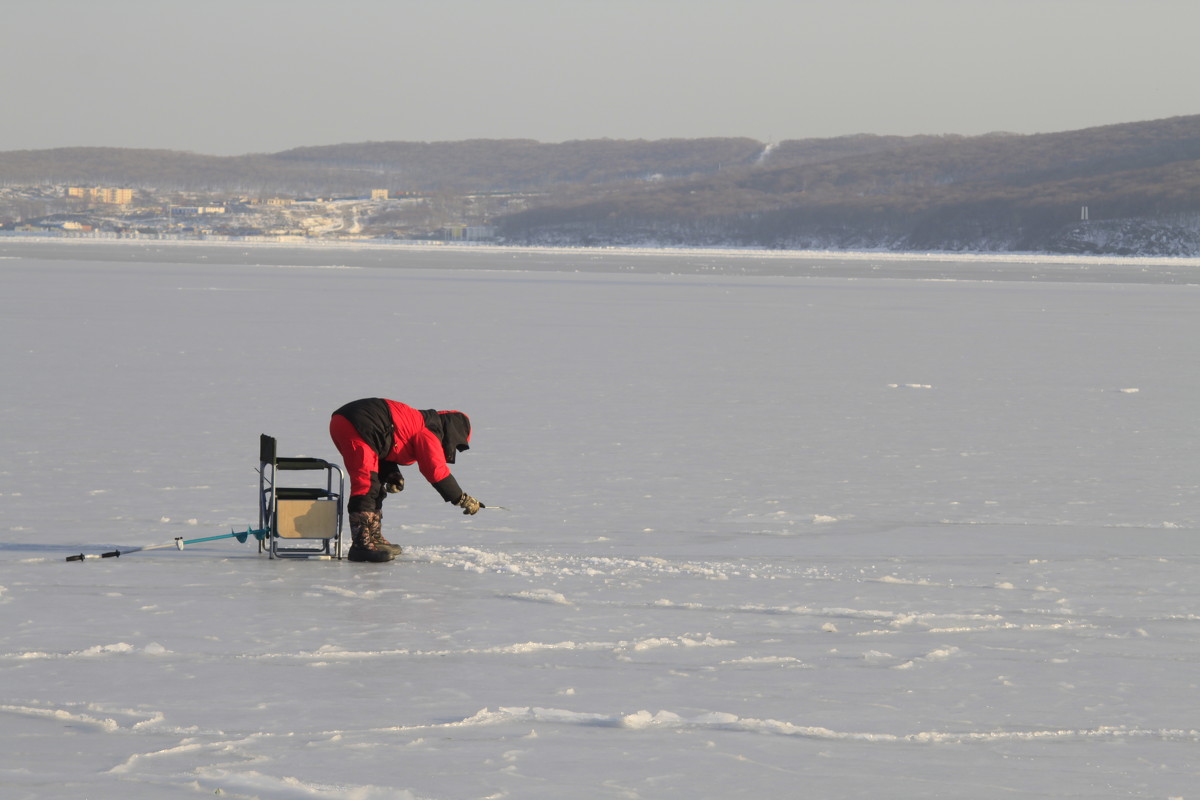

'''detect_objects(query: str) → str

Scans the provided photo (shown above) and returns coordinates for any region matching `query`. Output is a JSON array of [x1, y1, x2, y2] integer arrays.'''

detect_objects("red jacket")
[[329, 398, 470, 510]]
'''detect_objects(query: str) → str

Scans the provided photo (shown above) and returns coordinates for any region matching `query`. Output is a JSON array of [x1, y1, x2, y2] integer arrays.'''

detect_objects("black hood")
[[421, 409, 471, 464]]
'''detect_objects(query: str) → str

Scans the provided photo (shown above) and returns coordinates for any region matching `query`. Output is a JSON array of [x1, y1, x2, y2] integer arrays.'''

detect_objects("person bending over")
[[330, 398, 482, 563]]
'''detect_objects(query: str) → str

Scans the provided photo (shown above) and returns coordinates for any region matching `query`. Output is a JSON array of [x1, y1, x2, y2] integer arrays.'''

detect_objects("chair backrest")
[[260, 433, 276, 465], [262, 433, 333, 471]]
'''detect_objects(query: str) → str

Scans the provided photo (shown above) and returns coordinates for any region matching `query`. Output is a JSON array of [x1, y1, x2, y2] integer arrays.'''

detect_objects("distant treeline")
[[4, 115, 1200, 254], [497, 116, 1200, 255], [0, 134, 958, 195]]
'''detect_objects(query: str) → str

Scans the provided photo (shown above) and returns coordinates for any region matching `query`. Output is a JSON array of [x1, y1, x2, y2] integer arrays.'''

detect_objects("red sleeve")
[[385, 400, 453, 486], [410, 428, 453, 485]]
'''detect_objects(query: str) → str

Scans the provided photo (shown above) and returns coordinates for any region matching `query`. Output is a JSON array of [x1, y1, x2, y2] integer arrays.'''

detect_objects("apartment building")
[[67, 187, 134, 205]]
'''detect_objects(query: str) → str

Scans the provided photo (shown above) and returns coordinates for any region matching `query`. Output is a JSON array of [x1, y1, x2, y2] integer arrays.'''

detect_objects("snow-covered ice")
[[1, 242, 1198, 798]]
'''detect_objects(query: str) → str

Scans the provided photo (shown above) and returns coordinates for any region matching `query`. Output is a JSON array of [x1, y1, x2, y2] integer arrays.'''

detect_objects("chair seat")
[[275, 487, 334, 501]]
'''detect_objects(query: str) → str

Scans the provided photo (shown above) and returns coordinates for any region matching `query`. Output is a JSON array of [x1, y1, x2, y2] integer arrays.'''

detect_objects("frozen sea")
[[1, 239, 1199, 799]]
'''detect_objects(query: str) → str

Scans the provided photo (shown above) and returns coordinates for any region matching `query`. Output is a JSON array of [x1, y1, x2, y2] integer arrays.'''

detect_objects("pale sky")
[[4, 0, 1197, 155]]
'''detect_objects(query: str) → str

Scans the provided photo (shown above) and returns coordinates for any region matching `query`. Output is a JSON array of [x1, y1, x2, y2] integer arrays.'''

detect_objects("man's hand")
[[457, 493, 482, 515], [383, 472, 404, 493]]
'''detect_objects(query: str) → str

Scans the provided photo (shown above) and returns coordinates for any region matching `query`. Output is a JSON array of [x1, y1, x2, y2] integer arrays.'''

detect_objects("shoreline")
[[4, 232, 1200, 268]]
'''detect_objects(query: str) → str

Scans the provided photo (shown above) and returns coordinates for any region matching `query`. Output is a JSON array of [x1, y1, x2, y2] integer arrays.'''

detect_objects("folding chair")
[[258, 434, 345, 559]]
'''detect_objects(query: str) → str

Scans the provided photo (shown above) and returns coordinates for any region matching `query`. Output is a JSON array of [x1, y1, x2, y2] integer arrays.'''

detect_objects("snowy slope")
[[1, 243, 1198, 799]]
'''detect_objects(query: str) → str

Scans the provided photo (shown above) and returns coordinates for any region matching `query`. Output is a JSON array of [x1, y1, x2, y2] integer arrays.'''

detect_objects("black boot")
[[373, 512, 403, 556], [346, 511, 394, 563]]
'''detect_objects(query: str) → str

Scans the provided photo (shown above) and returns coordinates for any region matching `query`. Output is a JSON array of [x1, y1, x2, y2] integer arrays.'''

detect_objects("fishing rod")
[[65, 527, 268, 562]]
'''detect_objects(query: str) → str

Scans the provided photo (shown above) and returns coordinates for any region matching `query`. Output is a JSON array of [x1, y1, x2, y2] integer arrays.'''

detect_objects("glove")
[[456, 493, 482, 515], [383, 471, 404, 493]]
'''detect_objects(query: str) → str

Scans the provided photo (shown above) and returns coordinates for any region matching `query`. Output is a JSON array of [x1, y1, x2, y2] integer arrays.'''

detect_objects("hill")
[[3, 116, 1200, 254], [0, 135, 952, 195], [0, 139, 769, 194], [497, 116, 1200, 255]]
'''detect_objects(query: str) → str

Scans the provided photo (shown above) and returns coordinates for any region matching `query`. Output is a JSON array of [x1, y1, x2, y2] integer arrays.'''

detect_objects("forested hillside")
[[497, 116, 1200, 255], [0, 139, 773, 194], [4, 115, 1200, 254], [0, 134, 985, 194]]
